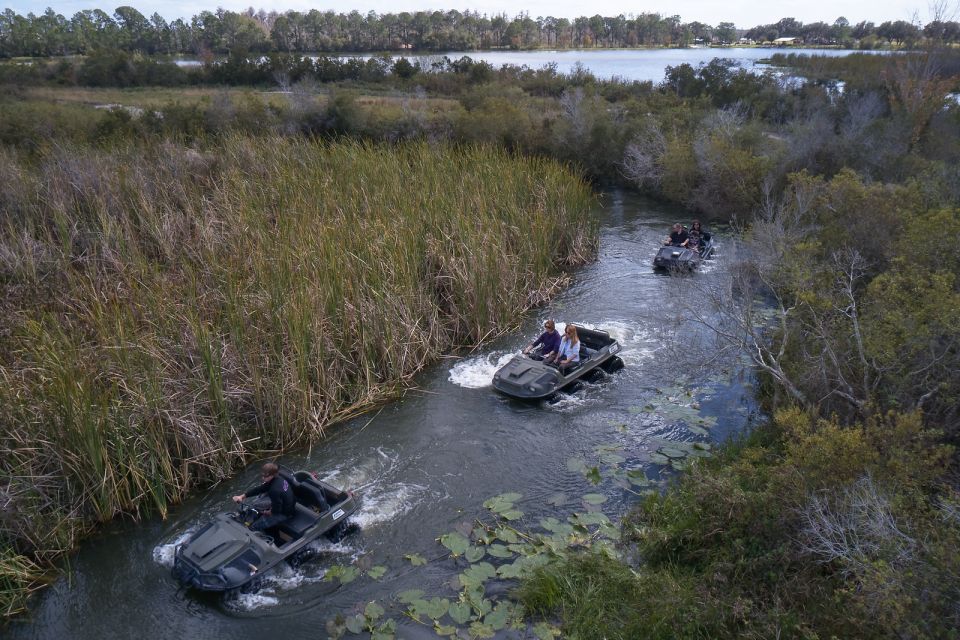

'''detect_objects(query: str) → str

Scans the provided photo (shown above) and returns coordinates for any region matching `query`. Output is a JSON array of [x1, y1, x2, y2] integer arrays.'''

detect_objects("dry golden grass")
[[0, 136, 596, 615]]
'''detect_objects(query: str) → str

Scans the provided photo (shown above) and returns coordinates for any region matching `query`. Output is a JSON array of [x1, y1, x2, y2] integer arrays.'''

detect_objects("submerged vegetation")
[[0, 138, 595, 614]]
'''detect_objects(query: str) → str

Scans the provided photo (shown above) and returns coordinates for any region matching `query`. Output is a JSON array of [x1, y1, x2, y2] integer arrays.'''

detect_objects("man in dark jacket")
[[523, 320, 561, 361], [666, 223, 689, 247], [232, 462, 296, 532]]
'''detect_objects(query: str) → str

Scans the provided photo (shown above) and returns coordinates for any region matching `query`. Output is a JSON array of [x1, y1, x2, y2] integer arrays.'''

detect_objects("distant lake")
[[175, 47, 883, 84]]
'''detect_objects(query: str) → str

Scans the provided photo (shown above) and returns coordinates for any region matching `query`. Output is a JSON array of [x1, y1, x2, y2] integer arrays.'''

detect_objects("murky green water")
[[8, 190, 758, 639]]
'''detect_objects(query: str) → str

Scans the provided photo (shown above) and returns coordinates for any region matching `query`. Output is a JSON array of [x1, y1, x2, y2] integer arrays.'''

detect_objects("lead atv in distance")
[[172, 468, 358, 595], [492, 325, 624, 401], [653, 236, 715, 272]]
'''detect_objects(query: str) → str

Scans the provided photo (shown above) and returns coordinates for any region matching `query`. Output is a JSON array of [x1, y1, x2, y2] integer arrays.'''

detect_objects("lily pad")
[[533, 622, 562, 639], [396, 589, 425, 604], [465, 546, 486, 563], [405, 553, 427, 566], [496, 561, 524, 579], [367, 566, 387, 580], [447, 601, 473, 625], [570, 512, 610, 526], [365, 601, 385, 620], [687, 425, 710, 436], [412, 597, 450, 621], [494, 526, 519, 544], [546, 493, 568, 506], [440, 532, 470, 556], [585, 466, 602, 485], [487, 544, 514, 558], [459, 562, 497, 588], [484, 605, 509, 630], [566, 457, 588, 473], [582, 493, 607, 505], [659, 447, 688, 459], [499, 509, 524, 521], [483, 493, 522, 513], [649, 452, 670, 465], [345, 614, 366, 634], [468, 622, 495, 639]]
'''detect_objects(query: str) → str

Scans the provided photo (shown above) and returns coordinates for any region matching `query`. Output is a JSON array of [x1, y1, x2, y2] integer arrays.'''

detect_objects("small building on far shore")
[[773, 36, 799, 45]]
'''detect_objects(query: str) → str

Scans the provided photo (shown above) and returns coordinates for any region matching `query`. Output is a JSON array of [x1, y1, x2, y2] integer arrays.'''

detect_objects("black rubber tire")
[[584, 369, 605, 384], [325, 520, 359, 543], [602, 356, 624, 373], [288, 548, 317, 569], [240, 577, 262, 594]]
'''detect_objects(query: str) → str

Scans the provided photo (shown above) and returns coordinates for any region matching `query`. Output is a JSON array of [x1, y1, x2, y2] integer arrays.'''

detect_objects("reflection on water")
[[174, 48, 877, 83], [9, 190, 759, 639]]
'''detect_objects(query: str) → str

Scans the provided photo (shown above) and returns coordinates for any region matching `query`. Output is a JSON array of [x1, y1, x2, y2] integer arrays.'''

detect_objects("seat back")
[[294, 481, 329, 512]]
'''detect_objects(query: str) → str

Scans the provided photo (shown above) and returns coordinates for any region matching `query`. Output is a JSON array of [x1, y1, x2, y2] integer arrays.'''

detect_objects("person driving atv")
[[665, 223, 689, 247], [232, 462, 295, 532]]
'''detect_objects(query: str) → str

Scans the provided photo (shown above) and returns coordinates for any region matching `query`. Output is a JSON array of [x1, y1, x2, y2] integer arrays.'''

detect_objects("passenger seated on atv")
[[232, 462, 296, 532], [547, 324, 581, 374], [523, 319, 561, 361], [665, 223, 689, 247], [690, 219, 711, 244]]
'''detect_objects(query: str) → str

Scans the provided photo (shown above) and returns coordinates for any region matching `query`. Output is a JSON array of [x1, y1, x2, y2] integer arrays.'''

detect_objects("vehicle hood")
[[492, 356, 560, 398], [179, 517, 257, 572]]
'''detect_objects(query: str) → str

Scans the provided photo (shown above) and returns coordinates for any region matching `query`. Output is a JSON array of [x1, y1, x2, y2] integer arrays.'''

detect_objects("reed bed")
[[0, 137, 596, 614]]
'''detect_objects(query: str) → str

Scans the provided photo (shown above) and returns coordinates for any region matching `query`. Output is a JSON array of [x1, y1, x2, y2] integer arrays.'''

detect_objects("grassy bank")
[[0, 137, 596, 614]]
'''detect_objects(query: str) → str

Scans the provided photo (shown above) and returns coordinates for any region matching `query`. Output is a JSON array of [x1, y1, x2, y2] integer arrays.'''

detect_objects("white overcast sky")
[[4, 0, 938, 27]]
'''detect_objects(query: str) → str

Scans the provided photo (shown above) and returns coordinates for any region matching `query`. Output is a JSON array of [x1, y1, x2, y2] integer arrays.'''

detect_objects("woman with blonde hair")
[[551, 324, 581, 373]]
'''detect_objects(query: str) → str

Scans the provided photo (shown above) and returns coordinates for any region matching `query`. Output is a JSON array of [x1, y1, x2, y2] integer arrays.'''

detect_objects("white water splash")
[[352, 483, 427, 528], [151, 530, 193, 568], [448, 352, 517, 388], [231, 592, 279, 610]]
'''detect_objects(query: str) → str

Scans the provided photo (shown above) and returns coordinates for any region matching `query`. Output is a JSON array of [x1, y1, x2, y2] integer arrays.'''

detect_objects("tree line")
[[3, 6, 960, 58]]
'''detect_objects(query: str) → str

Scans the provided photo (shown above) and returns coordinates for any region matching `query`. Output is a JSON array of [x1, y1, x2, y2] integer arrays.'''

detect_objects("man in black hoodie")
[[232, 462, 296, 532]]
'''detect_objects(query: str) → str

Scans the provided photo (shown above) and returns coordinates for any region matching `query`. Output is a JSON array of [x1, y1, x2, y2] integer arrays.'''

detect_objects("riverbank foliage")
[[0, 138, 595, 615], [1, 7, 947, 58], [521, 411, 960, 638]]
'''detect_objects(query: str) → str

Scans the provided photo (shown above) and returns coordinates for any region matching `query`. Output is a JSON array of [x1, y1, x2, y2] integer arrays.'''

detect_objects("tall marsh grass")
[[0, 137, 596, 613]]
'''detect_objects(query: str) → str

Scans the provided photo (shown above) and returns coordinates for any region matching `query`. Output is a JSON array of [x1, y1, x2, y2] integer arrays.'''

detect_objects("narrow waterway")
[[8, 190, 758, 639]]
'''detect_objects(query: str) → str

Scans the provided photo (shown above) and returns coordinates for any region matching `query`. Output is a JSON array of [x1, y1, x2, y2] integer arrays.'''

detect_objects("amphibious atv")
[[172, 468, 358, 594], [653, 236, 715, 272], [492, 325, 624, 401]]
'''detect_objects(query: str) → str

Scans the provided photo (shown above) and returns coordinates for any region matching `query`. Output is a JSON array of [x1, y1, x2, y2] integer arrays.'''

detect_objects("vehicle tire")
[[325, 520, 358, 543], [240, 577, 262, 594], [584, 369, 605, 384], [566, 381, 584, 394], [602, 357, 624, 373], [288, 548, 317, 569]]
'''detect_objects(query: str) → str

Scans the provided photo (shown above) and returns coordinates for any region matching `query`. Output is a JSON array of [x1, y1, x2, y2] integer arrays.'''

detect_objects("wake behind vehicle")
[[172, 468, 358, 595], [653, 236, 715, 272], [492, 325, 624, 401]]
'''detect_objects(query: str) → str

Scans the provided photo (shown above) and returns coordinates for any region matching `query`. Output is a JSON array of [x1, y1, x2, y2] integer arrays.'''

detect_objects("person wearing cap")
[[232, 462, 296, 532]]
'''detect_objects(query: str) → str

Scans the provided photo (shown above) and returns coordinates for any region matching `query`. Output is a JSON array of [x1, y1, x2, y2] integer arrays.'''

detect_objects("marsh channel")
[[9, 190, 760, 639]]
